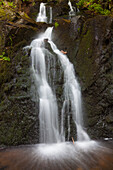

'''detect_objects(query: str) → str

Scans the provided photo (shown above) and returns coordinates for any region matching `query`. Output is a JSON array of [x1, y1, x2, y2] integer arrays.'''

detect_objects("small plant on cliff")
[[0, 0, 16, 9], [76, 0, 112, 15], [0, 52, 10, 62], [55, 22, 59, 28]]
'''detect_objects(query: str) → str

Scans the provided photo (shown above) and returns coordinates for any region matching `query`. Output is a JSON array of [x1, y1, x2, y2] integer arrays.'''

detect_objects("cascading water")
[[36, 3, 47, 22], [36, 3, 52, 24], [49, 7, 52, 24], [30, 26, 90, 143], [68, 0, 76, 17], [30, 28, 61, 143], [49, 38, 90, 141], [68, 0, 74, 13]]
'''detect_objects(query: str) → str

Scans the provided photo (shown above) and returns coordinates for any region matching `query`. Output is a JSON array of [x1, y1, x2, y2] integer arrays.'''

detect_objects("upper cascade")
[[68, 0, 76, 17], [36, 3, 52, 23], [36, 3, 47, 23]]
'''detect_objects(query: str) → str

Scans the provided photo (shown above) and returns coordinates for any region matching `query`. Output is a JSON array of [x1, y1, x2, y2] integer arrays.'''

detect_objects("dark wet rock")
[[0, 8, 52, 146], [52, 0, 69, 19], [75, 16, 113, 139], [52, 16, 85, 63]]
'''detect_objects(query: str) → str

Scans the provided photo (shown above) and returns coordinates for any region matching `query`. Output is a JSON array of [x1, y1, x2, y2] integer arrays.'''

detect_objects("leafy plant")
[[0, 0, 3, 8], [0, 52, 10, 61], [76, 0, 111, 15], [0, 0, 16, 9], [55, 22, 59, 28]]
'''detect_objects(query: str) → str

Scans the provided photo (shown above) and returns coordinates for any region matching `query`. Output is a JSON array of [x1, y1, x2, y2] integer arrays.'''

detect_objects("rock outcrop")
[[76, 16, 113, 139], [0, 4, 51, 146]]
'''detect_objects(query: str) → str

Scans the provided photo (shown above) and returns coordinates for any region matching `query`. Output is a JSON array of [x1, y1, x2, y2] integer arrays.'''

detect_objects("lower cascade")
[[30, 27, 90, 143]]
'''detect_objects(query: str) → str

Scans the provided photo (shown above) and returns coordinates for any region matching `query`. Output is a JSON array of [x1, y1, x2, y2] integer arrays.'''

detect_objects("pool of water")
[[0, 141, 113, 170]]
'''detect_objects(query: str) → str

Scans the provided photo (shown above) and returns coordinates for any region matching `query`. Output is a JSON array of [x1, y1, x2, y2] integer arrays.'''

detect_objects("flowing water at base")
[[0, 141, 113, 170]]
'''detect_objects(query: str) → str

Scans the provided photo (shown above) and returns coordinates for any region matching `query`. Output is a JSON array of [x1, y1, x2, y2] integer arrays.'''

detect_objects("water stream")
[[30, 26, 90, 143], [36, 3, 47, 22], [30, 28, 60, 143], [49, 34, 90, 141], [49, 7, 52, 23], [36, 3, 52, 24], [68, 0, 76, 17]]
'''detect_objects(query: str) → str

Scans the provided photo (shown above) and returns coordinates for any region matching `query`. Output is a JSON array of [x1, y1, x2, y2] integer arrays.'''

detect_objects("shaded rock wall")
[[0, 9, 49, 146], [0, 28, 37, 146], [75, 16, 113, 139]]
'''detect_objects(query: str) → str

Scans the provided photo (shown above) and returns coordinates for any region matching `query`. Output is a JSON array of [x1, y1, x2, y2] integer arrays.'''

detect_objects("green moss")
[[0, 62, 13, 84], [55, 22, 59, 28], [0, 8, 6, 18], [76, 24, 97, 89], [0, 120, 26, 145], [88, 116, 99, 126], [0, 8, 15, 21]]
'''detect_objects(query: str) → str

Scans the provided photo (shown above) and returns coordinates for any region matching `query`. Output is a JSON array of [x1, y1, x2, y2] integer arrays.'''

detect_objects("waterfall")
[[30, 28, 61, 143], [30, 27, 90, 143], [68, 0, 76, 17], [49, 7, 52, 24], [49, 39, 90, 141], [68, 0, 74, 12], [36, 3, 52, 24], [36, 3, 47, 23]]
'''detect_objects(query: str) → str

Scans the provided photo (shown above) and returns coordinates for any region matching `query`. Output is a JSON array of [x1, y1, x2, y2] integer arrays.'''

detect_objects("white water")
[[68, 0, 74, 12], [30, 28, 61, 143], [49, 7, 52, 23], [36, 3, 47, 23], [68, 0, 75, 16], [68, 0, 76, 17], [30, 26, 90, 143], [48, 36, 90, 141], [36, 3, 52, 24]]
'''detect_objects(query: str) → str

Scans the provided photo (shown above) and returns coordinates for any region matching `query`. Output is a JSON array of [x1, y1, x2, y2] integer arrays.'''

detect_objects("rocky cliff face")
[[0, 4, 49, 146], [0, 1, 113, 146], [76, 16, 113, 139]]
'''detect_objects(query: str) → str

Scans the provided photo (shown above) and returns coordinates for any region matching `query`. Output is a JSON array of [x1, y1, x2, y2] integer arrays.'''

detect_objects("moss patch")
[[76, 23, 97, 89]]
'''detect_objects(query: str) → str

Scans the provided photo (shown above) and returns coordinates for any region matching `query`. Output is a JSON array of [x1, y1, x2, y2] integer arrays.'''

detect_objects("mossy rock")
[[0, 8, 16, 21], [75, 23, 96, 89]]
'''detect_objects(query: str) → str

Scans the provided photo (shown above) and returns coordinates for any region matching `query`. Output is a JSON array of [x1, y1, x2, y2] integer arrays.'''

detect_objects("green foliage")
[[0, 0, 16, 9], [55, 22, 59, 28], [9, 35, 13, 46], [0, 0, 35, 10], [32, 2, 35, 6], [0, 1, 3, 6], [76, 0, 111, 15], [0, 52, 10, 62], [0, 0, 3, 8]]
